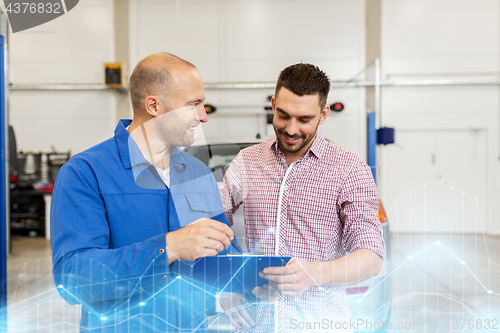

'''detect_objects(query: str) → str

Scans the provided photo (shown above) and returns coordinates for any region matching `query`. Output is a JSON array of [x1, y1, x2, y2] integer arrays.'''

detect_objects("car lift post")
[[367, 111, 377, 184], [367, 57, 380, 184]]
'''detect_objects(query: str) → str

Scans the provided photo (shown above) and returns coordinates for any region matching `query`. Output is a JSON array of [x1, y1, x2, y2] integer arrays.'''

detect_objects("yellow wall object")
[[104, 62, 124, 88]]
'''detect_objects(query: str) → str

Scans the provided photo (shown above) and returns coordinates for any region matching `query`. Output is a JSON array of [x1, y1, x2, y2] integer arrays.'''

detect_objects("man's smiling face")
[[157, 67, 207, 147], [272, 87, 329, 159]]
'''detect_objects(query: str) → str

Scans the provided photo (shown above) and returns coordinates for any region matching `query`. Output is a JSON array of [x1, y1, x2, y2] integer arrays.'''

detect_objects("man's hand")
[[252, 284, 280, 303], [165, 218, 234, 263], [219, 292, 255, 329], [259, 258, 320, 297]]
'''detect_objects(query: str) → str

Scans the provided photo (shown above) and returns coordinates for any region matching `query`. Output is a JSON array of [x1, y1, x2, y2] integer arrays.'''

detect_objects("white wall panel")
[[204, 89, 274, 108], [381, 0, 500, 234], [224, 58, 363, 83], [10, 91, 116, 154], [383, 85, 497, 118], [131, 0, 368, 160], [380, 130, 488, 233], [7, 0, 117, 156], [132, 0, 365, 80], [132, 0, 222, 81], [382, 0, 499, 77], [9, 0, 114, 84], [224, 0, 363, 81]]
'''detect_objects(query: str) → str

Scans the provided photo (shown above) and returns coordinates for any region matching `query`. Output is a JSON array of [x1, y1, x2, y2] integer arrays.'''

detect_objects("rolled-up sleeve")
[[338, 161, 386, 259]]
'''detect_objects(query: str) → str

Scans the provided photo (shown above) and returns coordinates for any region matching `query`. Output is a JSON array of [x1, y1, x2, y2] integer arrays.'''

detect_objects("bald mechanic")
[[51, 53, 237, 332], [220, 63, 385, 332]]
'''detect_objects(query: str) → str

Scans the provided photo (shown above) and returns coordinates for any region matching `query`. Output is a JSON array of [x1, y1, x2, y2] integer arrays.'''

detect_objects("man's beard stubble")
[[274, 123, 319, 154]]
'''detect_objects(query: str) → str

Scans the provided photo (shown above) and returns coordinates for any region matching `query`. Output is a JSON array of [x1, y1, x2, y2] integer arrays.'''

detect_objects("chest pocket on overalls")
[[184, 192, 217, 213]]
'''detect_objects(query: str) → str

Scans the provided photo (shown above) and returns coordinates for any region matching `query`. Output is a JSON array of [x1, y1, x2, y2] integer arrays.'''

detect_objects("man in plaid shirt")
[[219, 63, 386, 332]]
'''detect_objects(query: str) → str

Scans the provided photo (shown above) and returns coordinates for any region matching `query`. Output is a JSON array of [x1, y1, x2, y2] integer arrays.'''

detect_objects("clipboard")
[[174, 255, 291, 294]]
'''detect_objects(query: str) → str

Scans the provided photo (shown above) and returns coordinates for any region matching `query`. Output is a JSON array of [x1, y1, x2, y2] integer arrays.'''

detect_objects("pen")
[[231, 238, 244, 253]]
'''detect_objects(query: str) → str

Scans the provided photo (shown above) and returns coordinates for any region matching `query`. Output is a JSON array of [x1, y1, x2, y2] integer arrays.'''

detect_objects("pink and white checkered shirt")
[[221, 133, 385, 333]]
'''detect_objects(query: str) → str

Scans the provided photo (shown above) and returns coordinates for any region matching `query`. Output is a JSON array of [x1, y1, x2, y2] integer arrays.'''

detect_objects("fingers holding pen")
[[166, 218, 234, 262]]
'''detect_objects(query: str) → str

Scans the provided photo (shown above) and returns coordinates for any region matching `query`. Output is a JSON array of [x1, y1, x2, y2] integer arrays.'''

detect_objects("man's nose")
[[196, 104, 208, 123], [285, 119, 300, 136]]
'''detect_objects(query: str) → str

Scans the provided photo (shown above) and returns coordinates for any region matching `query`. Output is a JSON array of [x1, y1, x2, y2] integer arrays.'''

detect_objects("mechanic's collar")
[[115, 119, 187, 173], [129, 139, 187, 178], [115, 119, 134, 169]]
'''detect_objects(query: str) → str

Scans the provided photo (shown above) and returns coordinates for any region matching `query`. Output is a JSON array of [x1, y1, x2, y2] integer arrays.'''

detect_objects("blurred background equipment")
[[377, 126, 395, 145], [330, 102, 344, 112], [104, 62, 125, 88], [204, 104, 217, 114], [9, 149, 70, 238]]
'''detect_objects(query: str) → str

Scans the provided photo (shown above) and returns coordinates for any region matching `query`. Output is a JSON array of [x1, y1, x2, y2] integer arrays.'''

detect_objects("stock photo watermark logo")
[[4, 0, 79, 33]]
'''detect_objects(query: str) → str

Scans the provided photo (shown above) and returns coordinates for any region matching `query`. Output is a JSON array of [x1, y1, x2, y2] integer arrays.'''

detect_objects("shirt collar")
[[308, 132, 327, 159], [115, 119, 134, 169], [270, 132, 327, 161], [115, 119, 188, 173]]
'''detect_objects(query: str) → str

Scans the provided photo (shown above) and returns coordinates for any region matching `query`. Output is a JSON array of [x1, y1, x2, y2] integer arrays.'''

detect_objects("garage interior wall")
[[5, 0, 500, 234], [129, 0, 368, 159], [379, 0, 500, 235], [8, 0, 116, 155]]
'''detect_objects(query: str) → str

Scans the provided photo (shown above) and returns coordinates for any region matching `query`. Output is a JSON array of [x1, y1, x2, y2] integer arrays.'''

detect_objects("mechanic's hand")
[[258, 258, 320, 297], [165, 218, 234, 263], [219, 292, 255, 329], [252, 283, 280, 303]]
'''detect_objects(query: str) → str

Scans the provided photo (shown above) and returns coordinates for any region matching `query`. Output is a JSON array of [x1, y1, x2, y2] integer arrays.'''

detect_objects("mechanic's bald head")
[[129, 52, 196, 113]]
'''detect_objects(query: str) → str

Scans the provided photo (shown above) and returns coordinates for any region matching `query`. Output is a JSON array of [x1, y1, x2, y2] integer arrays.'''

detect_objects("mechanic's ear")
[[144, 95, 161, 117]]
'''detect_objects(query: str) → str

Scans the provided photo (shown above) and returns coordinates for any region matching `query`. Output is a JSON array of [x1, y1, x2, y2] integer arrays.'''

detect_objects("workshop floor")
[[5, 236, 81, 332], [387, 234, 500, 332], [3, 234, 500, 332]]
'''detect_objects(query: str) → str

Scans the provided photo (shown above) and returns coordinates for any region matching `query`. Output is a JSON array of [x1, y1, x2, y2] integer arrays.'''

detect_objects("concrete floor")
[[4, 236, 80, 332], [2, 234, 500, 332], [387, 234, 500, 332]]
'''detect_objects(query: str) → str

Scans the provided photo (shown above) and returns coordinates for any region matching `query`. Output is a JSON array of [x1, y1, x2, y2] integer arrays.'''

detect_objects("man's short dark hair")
[[129, 52, 195, 112], [275, 63, 330, 108]]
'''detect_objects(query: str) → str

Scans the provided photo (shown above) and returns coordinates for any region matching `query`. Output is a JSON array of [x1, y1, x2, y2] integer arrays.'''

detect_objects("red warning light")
[[330, 102, 344, 112], [204, 104, 216, 114]]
